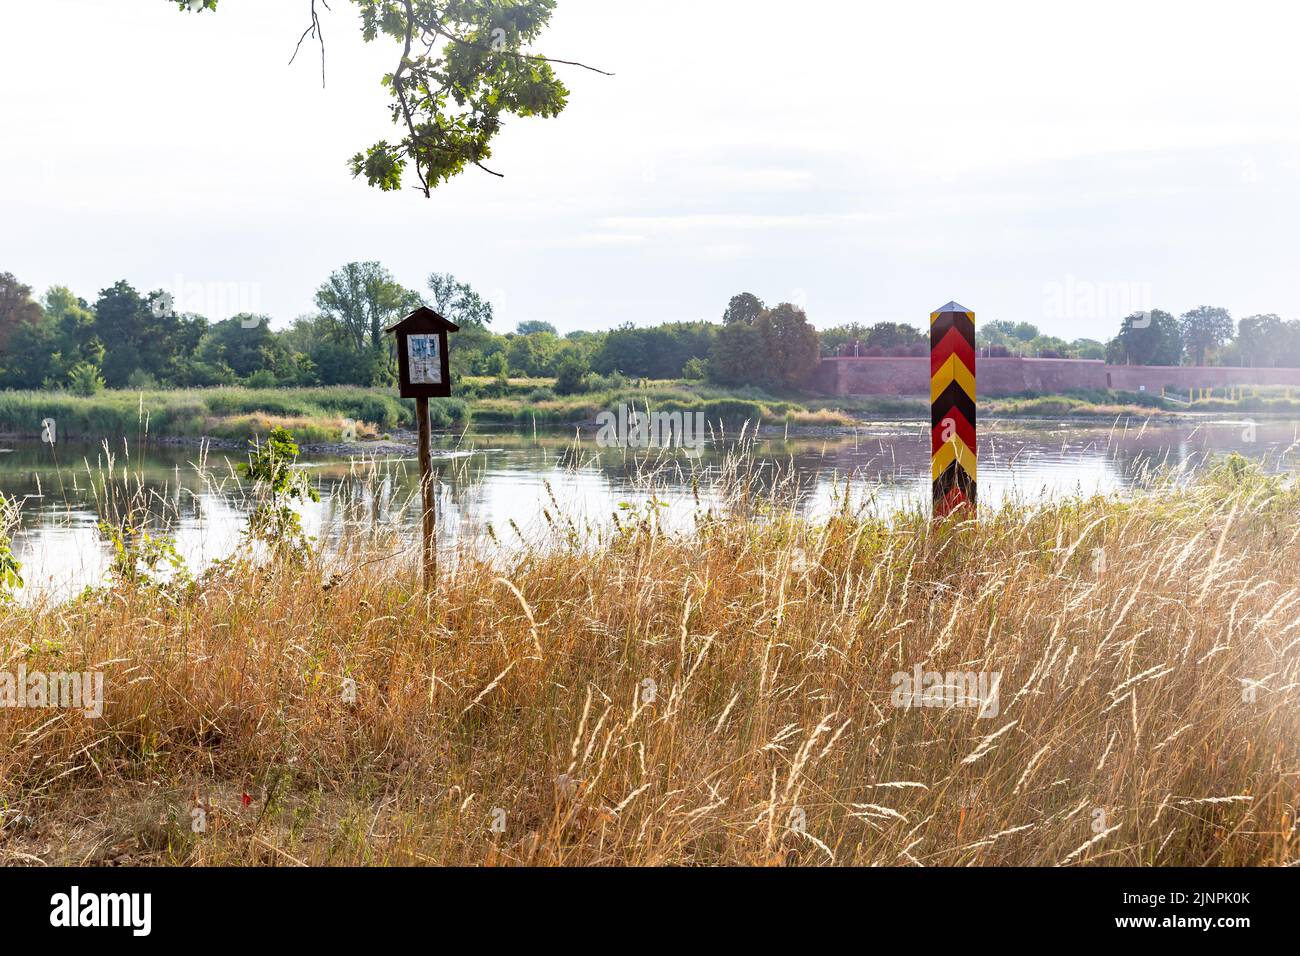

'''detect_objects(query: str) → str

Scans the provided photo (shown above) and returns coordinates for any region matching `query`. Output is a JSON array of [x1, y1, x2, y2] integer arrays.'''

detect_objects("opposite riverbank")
[[1, 383, 1296, 453]]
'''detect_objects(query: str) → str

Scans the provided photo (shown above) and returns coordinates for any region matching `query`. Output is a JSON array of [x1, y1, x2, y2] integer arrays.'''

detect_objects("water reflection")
[[2, 416, 1297, 599]]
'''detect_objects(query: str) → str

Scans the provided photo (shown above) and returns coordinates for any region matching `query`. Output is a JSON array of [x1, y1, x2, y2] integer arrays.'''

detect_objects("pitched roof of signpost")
[[385, 306, 460, 335]]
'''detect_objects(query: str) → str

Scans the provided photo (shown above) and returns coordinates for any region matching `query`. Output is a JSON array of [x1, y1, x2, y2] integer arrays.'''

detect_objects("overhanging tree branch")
[[288, 0, 330, 88], [170, 0, 610, 196], [418, 10, 613, 76], [393, 1, 432, 195]]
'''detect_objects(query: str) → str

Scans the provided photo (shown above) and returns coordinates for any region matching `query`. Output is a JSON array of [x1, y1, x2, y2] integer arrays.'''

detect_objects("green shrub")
[[0, 495, 21, 600], [206, 391, 317, 418], [0, 387, 462, 441], [67, 362, 105, 397], [425, 398, 469, 429], [554, 354, 590, 395], [697, 398, 767, 428]]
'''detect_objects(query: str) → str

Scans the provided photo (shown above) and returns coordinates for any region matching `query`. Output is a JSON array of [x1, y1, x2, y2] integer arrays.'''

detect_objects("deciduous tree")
[[91, 281, 189, 387], [708, 297, 820, 389], [721, 292, 764, 326], [1179, 305, 1234, 367], [170, 0, 607, 196], [1235, 314, 1282, 368], [0, 272, 43, 354], [1105, 310, 1184, 366], [315, 262, 422, 355], [757, 303, 820, 389]]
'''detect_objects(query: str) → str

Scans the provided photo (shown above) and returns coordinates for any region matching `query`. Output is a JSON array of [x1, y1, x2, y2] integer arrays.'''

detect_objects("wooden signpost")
[[386, 307, 459, 588], [930, 301, 977, 518]]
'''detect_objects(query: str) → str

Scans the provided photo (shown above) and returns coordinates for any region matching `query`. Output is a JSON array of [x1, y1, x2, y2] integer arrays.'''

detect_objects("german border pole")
[[930, 301, 977, 517]]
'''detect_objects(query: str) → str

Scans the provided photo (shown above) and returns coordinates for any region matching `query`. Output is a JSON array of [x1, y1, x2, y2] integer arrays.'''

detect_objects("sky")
[[2, 0, 1299, 339]]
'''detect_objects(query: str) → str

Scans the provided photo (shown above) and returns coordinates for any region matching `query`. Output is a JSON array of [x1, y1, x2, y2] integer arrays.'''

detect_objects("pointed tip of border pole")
[[933, 301, 971, 314]]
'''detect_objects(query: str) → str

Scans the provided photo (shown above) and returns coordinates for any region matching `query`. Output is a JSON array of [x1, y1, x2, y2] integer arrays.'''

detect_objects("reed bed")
[[1, 450, 1297, 866]]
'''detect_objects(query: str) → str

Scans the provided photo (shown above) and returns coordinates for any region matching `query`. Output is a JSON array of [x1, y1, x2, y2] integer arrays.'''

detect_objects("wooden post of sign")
[[931, 301, 977, 518], [387, 306, 458, 591], [416, 397, 436, 589]]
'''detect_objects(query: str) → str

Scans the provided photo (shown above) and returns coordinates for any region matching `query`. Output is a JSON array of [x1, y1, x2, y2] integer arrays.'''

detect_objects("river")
[[1, 416, 1296, 599]]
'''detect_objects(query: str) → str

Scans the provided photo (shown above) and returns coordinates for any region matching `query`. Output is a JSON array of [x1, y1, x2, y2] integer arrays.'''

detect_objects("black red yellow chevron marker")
[[931, 301, 977, 517]]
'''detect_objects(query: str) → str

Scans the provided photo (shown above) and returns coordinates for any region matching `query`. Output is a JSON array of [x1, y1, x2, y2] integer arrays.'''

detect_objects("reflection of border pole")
[[416, 397, 436, 588], [930, 301, 977, 518]]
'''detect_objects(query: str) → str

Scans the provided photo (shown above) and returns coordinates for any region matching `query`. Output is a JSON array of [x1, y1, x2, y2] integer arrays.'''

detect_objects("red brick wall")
[[815, 357, 1300, 397], [1105, 365, 1300, 392], [831, 357, 928, 396]]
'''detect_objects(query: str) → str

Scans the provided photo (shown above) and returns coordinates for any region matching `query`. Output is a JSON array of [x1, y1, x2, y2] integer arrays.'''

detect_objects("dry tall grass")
[[2, 455, 1298, 866]]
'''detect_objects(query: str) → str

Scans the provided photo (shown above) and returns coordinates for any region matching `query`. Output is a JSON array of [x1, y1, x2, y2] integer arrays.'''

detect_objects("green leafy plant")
[[484, 351, 511, 397], [0, 495, 22, 601], [240, 426, 321, 561], [553, 353, 589, 395], [99, 521, 190, 589], [66, 361, 106, 396], [682, 357, 707, 381]]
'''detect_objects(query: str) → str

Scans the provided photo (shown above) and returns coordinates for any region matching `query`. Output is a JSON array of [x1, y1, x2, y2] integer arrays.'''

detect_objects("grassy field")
[[0, 387, 463, 444], [1, 455, 1296, 866], [814, 385, 1300, 420], [1, 381, 1298, 447], [0, 383, 845, 443], [460, 377, 851, 428]]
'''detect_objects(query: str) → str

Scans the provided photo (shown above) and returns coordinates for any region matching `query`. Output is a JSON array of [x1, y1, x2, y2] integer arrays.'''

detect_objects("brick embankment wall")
[[1105, 365, 1300, 392], [815, 357, 1300, 397]]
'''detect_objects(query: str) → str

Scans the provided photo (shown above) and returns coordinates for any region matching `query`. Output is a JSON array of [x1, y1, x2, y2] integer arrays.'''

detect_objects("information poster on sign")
[[407, 334, 442, 385]]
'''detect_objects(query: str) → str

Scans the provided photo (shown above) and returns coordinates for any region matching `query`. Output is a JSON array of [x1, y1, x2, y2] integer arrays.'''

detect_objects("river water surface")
[[2, 416, 1297, 599]]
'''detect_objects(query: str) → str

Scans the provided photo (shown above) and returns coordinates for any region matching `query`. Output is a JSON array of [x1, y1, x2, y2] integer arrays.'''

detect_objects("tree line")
[[0, 269, 821, 395], [4, 268, 1283, 399], [823, 306, 1294, 368], [820, 318, 1108, 360]]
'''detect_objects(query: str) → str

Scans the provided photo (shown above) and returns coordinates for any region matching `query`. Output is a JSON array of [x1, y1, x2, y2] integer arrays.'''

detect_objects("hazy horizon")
[[3, 0, 1298, 336]]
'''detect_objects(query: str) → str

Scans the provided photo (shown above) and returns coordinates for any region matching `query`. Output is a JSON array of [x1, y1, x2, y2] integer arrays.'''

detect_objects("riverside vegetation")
[[4, 381, 1299, 449], [0, 437, 1295, 866], [0, 382, 831, 445]]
